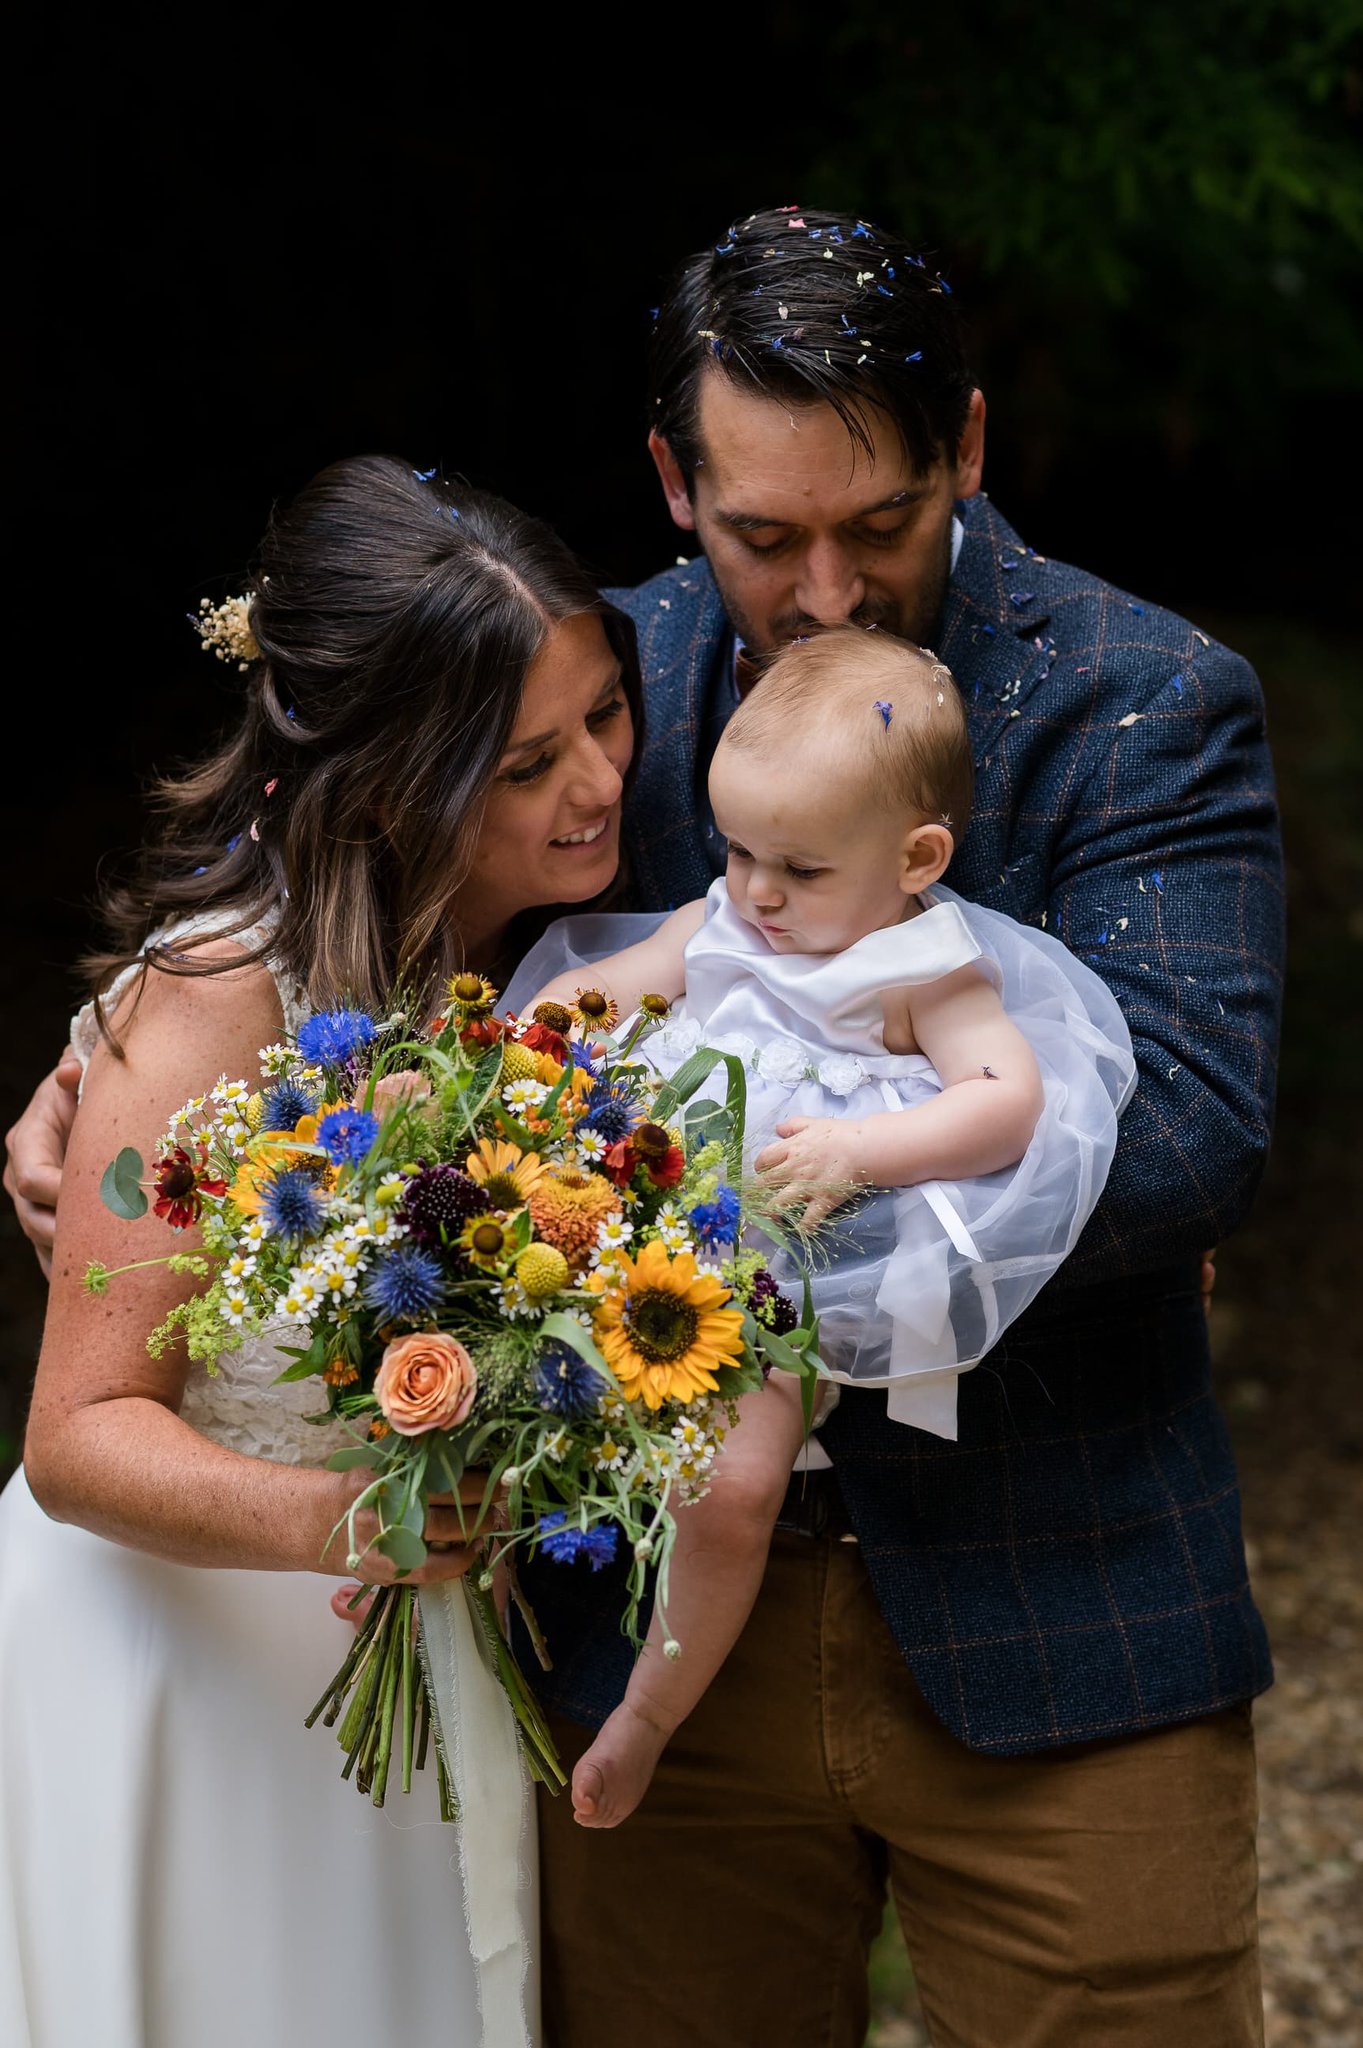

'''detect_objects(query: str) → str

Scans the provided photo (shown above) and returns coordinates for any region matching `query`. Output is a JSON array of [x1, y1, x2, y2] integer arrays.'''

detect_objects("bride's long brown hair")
[[87, 455, 642, 1037]]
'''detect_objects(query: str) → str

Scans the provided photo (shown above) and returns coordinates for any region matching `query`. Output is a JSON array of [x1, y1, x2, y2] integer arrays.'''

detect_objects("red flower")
[[461, 1016, 507, 1051], [518, 1020, 570, 1062], [600, 1139, 635, 1189], [152, 1142, 227, 1229], [630, 1122, 685, 1190]]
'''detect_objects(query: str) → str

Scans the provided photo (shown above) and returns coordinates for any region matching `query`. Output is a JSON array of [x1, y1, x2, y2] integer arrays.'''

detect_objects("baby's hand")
[[754, 1117, 872, 1230]]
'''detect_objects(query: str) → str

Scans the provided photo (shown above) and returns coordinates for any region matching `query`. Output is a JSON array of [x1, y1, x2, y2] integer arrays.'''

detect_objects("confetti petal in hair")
[[904, 350, 923, 363], [226, 833, 241, 853], [264, 778, 278, 797], [873, 700, 893, 729], [414, 467, 437, 481]]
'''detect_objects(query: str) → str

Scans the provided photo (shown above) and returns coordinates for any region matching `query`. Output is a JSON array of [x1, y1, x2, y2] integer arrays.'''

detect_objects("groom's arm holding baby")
[[756, 965, 1043, 1228]]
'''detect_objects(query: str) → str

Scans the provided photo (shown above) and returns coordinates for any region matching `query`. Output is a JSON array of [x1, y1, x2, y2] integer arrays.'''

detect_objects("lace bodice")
[[71, 912, 351, 1467]]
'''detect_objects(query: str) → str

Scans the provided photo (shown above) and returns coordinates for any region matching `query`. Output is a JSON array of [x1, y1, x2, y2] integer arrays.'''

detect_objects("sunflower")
[[465, 1137, 545, 1211], [528, 1164, 622, 1273], [228, 1112, 331, 1216], [587, 1239, 745, 1409]]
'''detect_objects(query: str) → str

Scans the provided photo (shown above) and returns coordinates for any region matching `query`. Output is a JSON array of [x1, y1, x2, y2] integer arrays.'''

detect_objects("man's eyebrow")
[[503, 669, 622, 756], [715, 487, 929, 532]]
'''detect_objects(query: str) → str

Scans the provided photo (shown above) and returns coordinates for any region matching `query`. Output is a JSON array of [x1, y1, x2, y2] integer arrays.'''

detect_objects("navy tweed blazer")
[[514, 493, 1283, 1755]]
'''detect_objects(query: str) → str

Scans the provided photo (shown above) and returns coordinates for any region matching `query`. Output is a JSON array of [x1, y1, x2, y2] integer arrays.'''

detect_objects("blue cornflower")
[[537, 1513, 619, 1570], [689, 1185, 741, 1245], [533, 1347, 604, 1420], [566, 1038, 603, 1078], [579, 1075, 641, 1145], [362, 1242, 446, 1324], [296, 1009, 378, 1065], [317, 1108, 379, 1165], [261, 1079, 318, 1131], [261, 1168, 326, 1242]]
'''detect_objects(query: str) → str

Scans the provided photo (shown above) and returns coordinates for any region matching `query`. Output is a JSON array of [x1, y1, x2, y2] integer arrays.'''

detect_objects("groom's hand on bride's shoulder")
[[4, 1051, 82, 1277]]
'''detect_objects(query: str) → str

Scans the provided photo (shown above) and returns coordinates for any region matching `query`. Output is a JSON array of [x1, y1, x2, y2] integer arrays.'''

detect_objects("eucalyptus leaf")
[[375, 1524, 427, 1574], [326, 1444, 384, 1471], [99, 1147, 147, 1220]]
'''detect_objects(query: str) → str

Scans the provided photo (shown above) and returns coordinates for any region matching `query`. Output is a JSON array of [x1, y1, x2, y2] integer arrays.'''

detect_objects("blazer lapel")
[[938, 498, 1059, 763]]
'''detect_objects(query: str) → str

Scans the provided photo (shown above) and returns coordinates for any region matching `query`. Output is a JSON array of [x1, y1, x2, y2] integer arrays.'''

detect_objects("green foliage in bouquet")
[[88, 975, 826, 1816]]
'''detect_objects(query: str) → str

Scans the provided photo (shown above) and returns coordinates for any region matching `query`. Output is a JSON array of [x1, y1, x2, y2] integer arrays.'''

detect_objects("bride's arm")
[[528, 897, 708, 1020], [22, 954, 477, 1581]]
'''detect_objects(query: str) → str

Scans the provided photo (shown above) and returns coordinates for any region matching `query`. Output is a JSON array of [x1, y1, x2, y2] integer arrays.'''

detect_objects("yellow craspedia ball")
[[244, 1092, 267, 1131], [500, 1043, 540, 1086], [515, 1243, 571, 1299]]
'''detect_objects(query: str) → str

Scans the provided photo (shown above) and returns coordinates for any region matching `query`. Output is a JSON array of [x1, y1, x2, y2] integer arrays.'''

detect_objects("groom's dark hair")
[[648, 206, 974, 486]]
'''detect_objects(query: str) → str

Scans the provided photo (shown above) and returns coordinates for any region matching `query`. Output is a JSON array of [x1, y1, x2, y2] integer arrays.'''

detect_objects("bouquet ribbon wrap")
[[420, 1584, 538, 2048]]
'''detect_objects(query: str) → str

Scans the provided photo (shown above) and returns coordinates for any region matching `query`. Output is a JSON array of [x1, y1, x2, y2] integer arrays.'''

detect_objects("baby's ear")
[[900, 821, 954, 894]]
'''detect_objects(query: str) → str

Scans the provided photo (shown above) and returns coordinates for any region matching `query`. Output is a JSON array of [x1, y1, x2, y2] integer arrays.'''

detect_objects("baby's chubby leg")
[[572, 1372, 819, 1828]]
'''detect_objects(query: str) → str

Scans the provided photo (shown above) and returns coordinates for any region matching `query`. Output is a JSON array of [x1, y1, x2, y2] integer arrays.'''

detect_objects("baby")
[[528, 626, 1132, 1828]]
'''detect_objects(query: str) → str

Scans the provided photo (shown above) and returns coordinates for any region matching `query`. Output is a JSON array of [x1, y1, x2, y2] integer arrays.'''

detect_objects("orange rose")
[[369, 1070, 433, 1115], [374, 1332, 478, 1435]]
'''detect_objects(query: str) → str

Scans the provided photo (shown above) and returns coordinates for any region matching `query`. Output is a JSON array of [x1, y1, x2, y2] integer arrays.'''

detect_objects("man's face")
[[651, 371, 985, 662]]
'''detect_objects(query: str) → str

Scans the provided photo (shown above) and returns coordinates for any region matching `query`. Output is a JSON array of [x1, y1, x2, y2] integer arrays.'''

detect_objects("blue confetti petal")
[[873, 699, 893, 729], [285, 705, 296, 720], [1008, 591, 1037, 607], [1169, 673, 1184, 694], [226, 833, 241, 853], [904, 350, 922, 362], [1129, 602, 1144, 615], [414, 467, 437, 482], [1151, 869, 1164, 892]]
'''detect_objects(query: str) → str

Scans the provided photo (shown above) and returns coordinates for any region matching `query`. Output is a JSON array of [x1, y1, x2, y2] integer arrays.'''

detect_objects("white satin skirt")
[[0, 1468, 537, 2048]]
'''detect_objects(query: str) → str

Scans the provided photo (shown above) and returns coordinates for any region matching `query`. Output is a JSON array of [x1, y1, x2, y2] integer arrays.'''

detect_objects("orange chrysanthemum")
[[465, 1137, 544, 1211], [586, 1239, 745, 1409], [528, 1165, 621, 1273]]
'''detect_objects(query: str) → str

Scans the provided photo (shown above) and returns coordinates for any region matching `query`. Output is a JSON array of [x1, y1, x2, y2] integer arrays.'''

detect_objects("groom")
[[517, 206, 1281, 2048], [6, 207, 1280, 2044]]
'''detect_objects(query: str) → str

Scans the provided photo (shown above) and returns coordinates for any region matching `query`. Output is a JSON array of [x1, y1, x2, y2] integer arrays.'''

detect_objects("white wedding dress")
[[0, 920, 538, 2048]]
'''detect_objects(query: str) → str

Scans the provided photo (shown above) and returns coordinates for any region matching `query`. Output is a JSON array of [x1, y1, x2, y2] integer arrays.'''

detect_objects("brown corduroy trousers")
[[536, 1521, 1263, 2048]]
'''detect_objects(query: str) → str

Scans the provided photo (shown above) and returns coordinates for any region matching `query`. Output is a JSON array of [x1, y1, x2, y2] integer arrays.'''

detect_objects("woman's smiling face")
[[447, 611, 635, 961]]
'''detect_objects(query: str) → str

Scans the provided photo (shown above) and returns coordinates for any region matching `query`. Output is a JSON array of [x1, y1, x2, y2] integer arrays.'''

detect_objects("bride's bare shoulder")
[[83, 942, 285, 1109]]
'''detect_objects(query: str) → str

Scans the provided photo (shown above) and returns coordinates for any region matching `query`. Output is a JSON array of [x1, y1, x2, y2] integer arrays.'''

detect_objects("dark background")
[[6, 15, 1361, 2037]]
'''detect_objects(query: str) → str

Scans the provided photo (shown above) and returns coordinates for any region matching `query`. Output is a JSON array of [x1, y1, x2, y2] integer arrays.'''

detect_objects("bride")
[[0, 454, 640, 2048]]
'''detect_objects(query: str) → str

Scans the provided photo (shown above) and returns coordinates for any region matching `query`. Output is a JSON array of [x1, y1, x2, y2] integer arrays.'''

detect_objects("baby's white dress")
[[0, 917, 537, 2048], [506, 881, 1137, 1440]]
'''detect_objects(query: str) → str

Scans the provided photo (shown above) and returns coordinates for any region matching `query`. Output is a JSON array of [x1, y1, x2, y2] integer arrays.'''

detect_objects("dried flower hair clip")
[[191, 595, 260, 671]]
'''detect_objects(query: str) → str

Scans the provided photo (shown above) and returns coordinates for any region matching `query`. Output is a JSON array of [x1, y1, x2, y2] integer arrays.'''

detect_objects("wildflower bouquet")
[[89, 975, 823, 1817]]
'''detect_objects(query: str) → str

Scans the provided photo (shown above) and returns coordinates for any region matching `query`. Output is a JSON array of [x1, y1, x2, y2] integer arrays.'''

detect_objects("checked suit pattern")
[[516, 493, 1283, 1754]]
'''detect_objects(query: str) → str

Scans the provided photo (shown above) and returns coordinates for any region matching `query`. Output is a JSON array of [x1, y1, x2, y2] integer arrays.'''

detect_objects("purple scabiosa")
[[749, 1265, 800, 1335], [261, 1167, 327, 1243], [533, 1346, 604, 1420], [689, 1185, 742, 1246], [260, 1079, 319, 1131], [317, 1108, 380, 1165], [537, 1512, 619, 1570], [398, 1164, 491, 1248], [296, 1009, 377, 1065], [361, 1241, 446, 1323]]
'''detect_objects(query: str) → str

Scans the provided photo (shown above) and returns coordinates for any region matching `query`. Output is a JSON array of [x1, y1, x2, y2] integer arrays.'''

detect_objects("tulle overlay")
[[505, 882, 1136, 1441], [0, 915, 537, 2048]]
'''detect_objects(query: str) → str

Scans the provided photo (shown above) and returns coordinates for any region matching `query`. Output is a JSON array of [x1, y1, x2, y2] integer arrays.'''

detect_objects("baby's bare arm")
[[756, 966, 1044, 1226], [528, 899, 707, 1019]]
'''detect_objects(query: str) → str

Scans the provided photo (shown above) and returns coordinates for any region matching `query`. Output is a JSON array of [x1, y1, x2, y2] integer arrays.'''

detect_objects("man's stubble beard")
[[706, 517, 955, 666]]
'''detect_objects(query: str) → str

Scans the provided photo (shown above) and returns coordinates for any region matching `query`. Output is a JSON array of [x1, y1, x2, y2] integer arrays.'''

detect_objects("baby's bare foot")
[[571, 1702, 671, 1829]]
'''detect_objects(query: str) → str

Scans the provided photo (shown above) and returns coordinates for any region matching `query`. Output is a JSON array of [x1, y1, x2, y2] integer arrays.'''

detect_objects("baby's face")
[[708, 743, 913, 956]]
